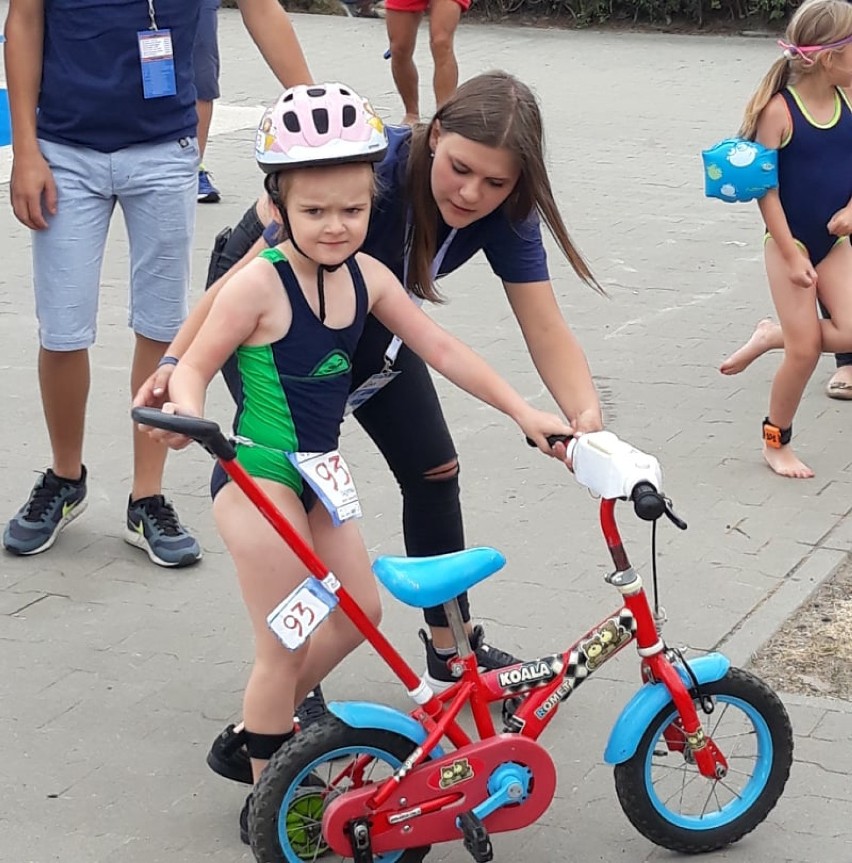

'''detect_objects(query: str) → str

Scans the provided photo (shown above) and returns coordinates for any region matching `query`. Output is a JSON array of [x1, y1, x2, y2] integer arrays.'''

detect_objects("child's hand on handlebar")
[[137, 402, 196, 450], [133, 363, 176, 410]]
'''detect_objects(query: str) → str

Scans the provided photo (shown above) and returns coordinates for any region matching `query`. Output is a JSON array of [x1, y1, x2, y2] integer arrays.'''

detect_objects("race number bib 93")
[[267, 577, 339, 650], [287, 450, 362, 526]]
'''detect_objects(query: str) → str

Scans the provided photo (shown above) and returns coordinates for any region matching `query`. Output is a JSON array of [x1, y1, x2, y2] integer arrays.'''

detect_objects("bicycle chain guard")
[[321, 735, 557, 856]]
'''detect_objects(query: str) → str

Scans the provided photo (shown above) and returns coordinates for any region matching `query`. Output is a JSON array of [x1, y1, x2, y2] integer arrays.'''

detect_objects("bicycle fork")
[[607, 565, 729, 780]]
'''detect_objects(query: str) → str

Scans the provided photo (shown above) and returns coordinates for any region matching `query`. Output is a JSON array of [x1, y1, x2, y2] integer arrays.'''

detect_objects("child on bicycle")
[[719, 0, 852, 478], [149, 83, 573, 842]]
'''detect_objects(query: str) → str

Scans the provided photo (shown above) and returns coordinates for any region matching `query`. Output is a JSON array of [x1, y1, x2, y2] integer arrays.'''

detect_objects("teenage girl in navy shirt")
[[136, 70, 605, 778]]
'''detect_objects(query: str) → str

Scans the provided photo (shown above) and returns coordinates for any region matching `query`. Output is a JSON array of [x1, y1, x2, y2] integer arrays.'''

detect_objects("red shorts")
[[384, 0, 471, 12]]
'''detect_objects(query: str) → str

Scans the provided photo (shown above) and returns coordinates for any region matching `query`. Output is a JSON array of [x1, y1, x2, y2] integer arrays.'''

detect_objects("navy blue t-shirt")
[[363, 126, 550, 284], [38, 0, 201, 152]]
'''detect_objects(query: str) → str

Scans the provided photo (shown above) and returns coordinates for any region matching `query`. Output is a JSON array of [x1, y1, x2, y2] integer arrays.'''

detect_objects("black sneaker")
[[208, 686, 328, 786], [295, 685, 328, 730], [3, 467, 88, 555], [124, 494, 201, 567], [420, 625, 523, 691], [240, 793, 253, 845], [207, 723, 252, 785]]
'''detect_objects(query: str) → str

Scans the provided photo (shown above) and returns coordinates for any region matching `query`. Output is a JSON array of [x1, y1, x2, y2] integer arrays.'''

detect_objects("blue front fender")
[[328, 701, 445, 760], [603, 653, 731, 765]]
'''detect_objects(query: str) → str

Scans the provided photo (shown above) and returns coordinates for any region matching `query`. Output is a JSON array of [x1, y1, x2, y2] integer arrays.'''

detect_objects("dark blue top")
[[38, 0, 200, 152], [777, 86, 852, 264], [364, 125, 550, 284]]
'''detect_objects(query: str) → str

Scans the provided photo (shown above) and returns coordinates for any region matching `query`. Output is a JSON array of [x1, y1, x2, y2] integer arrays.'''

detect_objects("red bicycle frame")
[[217, 455, 728, 793]]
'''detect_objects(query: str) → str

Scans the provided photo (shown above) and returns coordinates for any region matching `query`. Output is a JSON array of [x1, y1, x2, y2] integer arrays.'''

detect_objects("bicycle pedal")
[[346, 817, 374, 863], [501, 695, 523, 731], [458, 811, 493, 863]]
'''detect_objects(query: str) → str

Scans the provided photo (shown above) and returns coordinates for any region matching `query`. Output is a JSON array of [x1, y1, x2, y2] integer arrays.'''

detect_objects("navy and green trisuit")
[[772, 86, 852, 266], [210, 248, 369, 505]]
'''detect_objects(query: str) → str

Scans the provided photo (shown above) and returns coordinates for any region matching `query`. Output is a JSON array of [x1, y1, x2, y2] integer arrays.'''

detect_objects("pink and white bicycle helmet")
[[256, 83, 387, 173]]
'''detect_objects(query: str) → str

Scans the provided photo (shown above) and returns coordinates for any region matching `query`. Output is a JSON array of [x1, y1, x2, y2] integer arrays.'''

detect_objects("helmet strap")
[[279, 209, 344, 326]]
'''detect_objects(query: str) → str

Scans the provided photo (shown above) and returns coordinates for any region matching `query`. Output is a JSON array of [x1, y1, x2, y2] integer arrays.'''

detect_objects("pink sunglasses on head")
[[779, 32, 852, 64]]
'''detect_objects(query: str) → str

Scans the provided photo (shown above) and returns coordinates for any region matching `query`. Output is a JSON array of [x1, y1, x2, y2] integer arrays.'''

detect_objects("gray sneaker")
[[3, 467, 88, 555], [124, 494, 201, 568]]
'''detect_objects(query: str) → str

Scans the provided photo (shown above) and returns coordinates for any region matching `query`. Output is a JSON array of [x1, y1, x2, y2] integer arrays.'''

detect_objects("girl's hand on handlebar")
[[138, 402, 196, 450], [518, 409, 574, 460], [571, 408, 604, 436], [133, 363, 176, 410]]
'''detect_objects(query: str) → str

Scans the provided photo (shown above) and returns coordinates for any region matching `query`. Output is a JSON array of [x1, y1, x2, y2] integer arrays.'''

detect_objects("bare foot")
[[826, 365, 852, 400], [720, 318, 778, 375], [763, 443, 814, 478], [401, 113, 420, 126]]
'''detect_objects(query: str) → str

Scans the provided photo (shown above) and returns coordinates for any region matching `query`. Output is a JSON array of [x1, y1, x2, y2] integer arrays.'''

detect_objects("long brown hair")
[[739, 0, 852, 139], [405, 71, 600, 302]]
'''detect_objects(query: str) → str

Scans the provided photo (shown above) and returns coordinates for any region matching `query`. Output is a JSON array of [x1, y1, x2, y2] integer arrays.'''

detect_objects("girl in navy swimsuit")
[[146, 83, 573, 840], [721, 0, 852, 478]]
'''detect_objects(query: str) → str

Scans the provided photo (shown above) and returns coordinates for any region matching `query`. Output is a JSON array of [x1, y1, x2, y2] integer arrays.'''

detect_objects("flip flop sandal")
[[826, 379, 852, 400]]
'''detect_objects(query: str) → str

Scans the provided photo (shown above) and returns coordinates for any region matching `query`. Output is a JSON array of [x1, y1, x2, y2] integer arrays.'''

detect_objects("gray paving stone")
[[2, 6, 851, 862]]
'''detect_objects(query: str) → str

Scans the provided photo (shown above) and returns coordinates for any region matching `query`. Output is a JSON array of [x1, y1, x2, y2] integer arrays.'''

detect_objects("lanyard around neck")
[[386, 222, 458, 367]]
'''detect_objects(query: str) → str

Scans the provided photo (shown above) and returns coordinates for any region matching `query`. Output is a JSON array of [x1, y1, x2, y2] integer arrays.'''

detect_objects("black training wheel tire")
[[250, 713, 432, 863]]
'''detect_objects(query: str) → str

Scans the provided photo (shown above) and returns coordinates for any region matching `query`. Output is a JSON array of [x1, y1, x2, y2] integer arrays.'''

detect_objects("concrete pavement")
[[0, 9, 849, 862]]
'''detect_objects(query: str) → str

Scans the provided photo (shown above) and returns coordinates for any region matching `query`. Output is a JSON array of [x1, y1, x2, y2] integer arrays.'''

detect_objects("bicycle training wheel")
[[613, 667, 793, 853], [250, 713, 431, 863]]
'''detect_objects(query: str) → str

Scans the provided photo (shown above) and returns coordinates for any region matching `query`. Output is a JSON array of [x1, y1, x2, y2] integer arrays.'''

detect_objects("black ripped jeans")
[[206, 207, 469, 627]]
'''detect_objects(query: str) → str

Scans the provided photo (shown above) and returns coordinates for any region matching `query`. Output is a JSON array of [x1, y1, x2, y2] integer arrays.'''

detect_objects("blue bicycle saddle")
[[372, 547, 506, 609], [702, 137, 778, 203]]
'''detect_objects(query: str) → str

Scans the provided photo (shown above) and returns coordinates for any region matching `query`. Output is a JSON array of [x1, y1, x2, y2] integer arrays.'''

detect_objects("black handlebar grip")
[[525, 434, 573, 448], [131, 407, 237, 461], [631, 481, 666, 521]]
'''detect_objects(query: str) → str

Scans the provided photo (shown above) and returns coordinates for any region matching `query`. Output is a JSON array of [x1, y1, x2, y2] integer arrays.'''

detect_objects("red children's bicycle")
[[131, 408, 793, 863]]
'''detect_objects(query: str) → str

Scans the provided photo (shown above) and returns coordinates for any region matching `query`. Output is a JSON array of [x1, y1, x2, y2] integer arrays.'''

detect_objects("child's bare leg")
[[762, 242, 821, 478], [813, 240, 852, 354], [213, 480, 312, 781], [292, 505, 382, 705], [720, 318, 782, 375]]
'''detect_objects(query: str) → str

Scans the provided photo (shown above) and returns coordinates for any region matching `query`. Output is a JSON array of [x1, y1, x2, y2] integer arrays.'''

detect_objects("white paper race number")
[[267, 577, 339, 650], [287, 450, 362, 526]]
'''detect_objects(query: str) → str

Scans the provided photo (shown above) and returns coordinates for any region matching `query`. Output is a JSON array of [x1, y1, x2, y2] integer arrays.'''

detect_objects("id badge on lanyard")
[[138, 0, 177, 99], [343, 224, 457, 416]]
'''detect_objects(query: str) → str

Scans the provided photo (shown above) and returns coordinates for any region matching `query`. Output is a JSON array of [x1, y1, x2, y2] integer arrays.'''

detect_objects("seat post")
[[443, 597, 474, 660]]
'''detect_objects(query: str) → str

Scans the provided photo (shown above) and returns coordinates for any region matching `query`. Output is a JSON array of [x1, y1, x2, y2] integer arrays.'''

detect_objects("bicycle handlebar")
[[131, 407, 237, 461], [525, 434, 573, 449], [631, 481, 667, 521]]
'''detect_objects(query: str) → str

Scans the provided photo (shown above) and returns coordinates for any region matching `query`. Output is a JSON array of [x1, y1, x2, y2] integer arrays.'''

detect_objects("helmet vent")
[[283, 111, 300, 133], [307, 87, 326, 97], [342, 105, 357, 127], [312, 108, 330, 135]]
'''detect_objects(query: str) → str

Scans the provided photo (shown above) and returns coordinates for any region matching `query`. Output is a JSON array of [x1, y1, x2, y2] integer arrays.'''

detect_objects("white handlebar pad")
[[567, 431, 662, 500]]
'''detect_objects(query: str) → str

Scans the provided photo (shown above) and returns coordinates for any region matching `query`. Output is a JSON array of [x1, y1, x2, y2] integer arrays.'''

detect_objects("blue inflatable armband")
[[702, 137, 778, 203]]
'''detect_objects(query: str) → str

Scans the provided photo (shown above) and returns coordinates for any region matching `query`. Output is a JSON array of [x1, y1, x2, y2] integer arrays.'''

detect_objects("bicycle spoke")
[[700, 781, 718, 818], [709, 702, 730, 739], [717, 778, 744, 800], [711, 730, 756, 741]]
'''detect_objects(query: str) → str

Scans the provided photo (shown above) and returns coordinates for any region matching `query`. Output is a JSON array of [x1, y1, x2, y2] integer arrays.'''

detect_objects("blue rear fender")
[[603, 653, 731, 765], [328, 701, 445, 760]]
